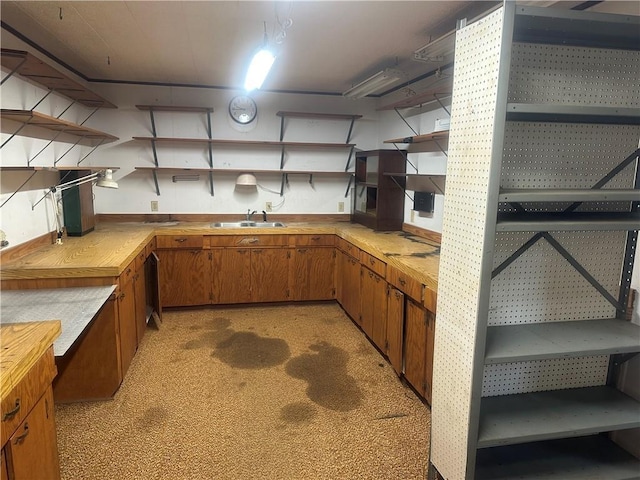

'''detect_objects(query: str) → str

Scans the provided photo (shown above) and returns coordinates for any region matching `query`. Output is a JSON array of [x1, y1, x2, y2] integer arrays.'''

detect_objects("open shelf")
[[476, 435, 640, 480], [0, 49, 116, 109], [132, 137, 355, 149], [377, 89, 452, 112], [276, 111, 362, 120], [1, 109, 118, 141], [499, 188, 640, 203], [134, 166, 352, 176], [485, 318, 640, 364], [135, 105, 213, 113], [506, 104, 640, 125], [514, 5, 640, 50], [477, 386, 640, 449], [0, 166, 120, 172], [496, 211, 640, 232], [384, 130, 449, 144]]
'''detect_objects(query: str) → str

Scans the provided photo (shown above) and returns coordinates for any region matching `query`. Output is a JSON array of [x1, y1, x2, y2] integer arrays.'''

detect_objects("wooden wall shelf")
[[134, 166, 351, 176], [132, 137, 355, 149], [2, 110, 118, 141], [135, 105, 213, 113], [0, 49, 116, 109], [384, 131, 448, 145], [276, 111, 362, 120]]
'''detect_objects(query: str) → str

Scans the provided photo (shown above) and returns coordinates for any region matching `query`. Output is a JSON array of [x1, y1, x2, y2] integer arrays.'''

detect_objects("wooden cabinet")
[[134, 267, 147, 345], [1, 322, 61, 480], [1, 448, 7, 480], [4, 387, 60, 480], [118, 262, 138, 377], [404, 299, 435, 404], [352, 149, 406, 231], [289, 247, 335, 301], [211, 248, 251, 304], [157, 249, 211, 307], [251, 248, 290, 302], [53, 296, 122, 402], [360, 266, 388, 351], [336, 249, 361, 324], [386, 286, 405, 376]]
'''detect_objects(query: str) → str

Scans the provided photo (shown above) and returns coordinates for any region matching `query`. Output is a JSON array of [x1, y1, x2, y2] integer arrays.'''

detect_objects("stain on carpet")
[[285, 342, 363, 411], [280, 401, 317, 424], [137, 406, 167, 431], [213, 332, 290, 369]]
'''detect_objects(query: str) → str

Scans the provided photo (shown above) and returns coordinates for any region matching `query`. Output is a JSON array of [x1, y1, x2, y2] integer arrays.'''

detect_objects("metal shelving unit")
[[431, 4, 640, 480]]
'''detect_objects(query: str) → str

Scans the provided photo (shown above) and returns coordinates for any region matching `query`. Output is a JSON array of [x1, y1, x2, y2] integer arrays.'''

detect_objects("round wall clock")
[[228, 95, 257, 125]]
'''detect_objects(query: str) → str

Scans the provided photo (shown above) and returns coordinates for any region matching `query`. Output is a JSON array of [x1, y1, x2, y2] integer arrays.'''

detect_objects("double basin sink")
[[210, 221, 286, 228]]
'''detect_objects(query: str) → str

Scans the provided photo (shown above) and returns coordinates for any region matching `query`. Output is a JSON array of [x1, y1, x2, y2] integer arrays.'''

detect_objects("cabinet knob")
[[175, 238, 187, 243], [2, 398, 20, 421], [399, 278, 406, 286]]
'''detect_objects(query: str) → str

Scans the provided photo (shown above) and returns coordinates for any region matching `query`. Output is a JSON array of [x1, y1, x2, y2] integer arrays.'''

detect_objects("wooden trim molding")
[[402, 223, 441, 244], [96, 213, 352, 223], [0, 230, 56, 266]]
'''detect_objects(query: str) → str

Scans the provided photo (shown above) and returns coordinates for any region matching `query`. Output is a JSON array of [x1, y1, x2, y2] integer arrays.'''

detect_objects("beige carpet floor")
[[55, 303, 430, 480]]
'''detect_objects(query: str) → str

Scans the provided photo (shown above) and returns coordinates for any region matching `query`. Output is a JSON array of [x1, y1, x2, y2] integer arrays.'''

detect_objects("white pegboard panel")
[[500, 123, 640, 190], [431, 7, 505, 480], [489, 230, 627, 325], [508, 43, 640, 107], [482, 356, 609, 396]]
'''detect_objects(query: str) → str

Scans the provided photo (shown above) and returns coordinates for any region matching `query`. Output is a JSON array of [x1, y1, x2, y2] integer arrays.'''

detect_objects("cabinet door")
[[343, 254, 361, 324], [404, 298, 427, 398], [289, 247, 335, 301], [118, 275, 137, 377], [5, 387, 60, 480], [1, 447, 7, 480], [157, 249, 211, 307], [134, 267, 147, 345], [251, 249, 290, 302], [211, 249, 251, 304], [386, 286, 405, 376], [336, 250, 347, 307], [360, 267, 376, 339]]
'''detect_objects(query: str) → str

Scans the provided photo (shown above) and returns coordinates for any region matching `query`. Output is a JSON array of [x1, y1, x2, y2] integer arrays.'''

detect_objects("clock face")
[[229, 95, 257, 124]]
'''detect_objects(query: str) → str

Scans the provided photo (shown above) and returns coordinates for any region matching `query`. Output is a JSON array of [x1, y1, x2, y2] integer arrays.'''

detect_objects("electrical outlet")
[[265, 202, 272, 212], [151, 201, 159, 212], [410, 210, 415, 222], [337, 201, 344, 212]]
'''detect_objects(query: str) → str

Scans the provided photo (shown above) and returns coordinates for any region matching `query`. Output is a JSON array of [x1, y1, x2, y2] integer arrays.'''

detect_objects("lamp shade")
[[96, 169, 118, 189], [236, 173, 257, 186]]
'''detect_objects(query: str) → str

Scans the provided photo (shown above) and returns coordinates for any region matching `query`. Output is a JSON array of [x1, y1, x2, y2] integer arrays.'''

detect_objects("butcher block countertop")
[[0, 321, 61, 401], [0, 222, 440, 290]]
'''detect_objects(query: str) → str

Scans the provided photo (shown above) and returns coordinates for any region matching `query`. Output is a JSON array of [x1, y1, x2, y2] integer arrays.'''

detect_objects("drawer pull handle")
[[311, 236, 320, 241], [2, 399, 20, 421], [238, 238, 259, 245], [369, 258, 375, 265], [119, 293, 126, 300], [175, 238, 188, 243], [126, 268, 132, 275], [14, 423, 29, 445], [399, 278, 406, 286]]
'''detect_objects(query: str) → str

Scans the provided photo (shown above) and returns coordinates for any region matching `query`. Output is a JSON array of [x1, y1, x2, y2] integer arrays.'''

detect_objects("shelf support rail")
[[146, 108, 161, 196], [344, 174, 354, 198], [27, 105, 97, 166], [433, 93, 451, 116], [0, 170, 38, 209], [394, 107, 419, 136], [76, 138, 106, 166], [492, 147, 640, 278], [345, 146, 355, 171], [0, 91, 56, 150], [388, 175, 414, 202], [345, 117, 356, 144], [0, 55, 27, 86], [389, 142, 418, 173]]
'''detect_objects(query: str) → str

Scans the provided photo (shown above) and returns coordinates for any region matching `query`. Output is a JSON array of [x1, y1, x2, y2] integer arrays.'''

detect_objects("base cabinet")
[[404, 299, 435, 404], [251, 249, 290, 302], [118, 266, 138, 377], [360, 266, 388, 351], [211, 249, 252, 303], [4, 387, 60, 480], [158, 249, 212, 307], [289, 247, 335, 301], [337, 250, 361, 323], [386, 286, 405, 376]]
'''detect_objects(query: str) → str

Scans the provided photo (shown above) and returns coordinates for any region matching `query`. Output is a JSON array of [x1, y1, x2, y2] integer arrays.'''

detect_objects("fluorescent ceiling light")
[[244, 49, 275, 91], [343, 68, 405, 99]]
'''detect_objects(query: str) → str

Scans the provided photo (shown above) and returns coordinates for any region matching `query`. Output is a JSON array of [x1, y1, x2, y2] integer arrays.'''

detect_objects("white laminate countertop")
[[0, 285, 116, 356]]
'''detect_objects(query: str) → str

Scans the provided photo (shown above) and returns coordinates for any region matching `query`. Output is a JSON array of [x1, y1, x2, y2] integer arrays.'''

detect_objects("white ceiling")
[[2, 1, 619, 96], [0, 1, 505, 95]]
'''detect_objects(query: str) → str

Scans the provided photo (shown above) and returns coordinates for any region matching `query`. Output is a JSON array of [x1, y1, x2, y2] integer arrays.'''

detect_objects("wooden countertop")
[[0, 222, 440, 290], [0, 321, 61, 400]]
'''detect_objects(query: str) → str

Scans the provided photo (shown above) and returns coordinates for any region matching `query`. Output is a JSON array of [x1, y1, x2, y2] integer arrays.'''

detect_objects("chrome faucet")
[[246, 209, 257, 221]]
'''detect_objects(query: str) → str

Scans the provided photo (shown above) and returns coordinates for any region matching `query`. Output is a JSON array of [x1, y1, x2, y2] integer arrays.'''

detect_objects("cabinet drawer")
[[360, 251, 386, 277], [120, 259, 136, 284], [210, 235, 289, 247], [290, 235, 335, 246], [135, 248, 146, 271], [424, 287, 437, 313], [145, 238, 156, 257], [156, 235, 203, 249], [387, 265, 425, 303], [337, 237, 360, 259], [1, 347, 56, 446]]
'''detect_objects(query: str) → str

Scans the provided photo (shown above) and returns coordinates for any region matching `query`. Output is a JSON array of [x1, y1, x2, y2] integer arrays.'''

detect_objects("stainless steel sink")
[[210, 221, 286, 228]]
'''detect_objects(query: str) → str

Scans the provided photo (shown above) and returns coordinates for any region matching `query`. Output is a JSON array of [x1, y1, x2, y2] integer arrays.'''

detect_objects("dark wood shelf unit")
[[352, 149, 406, 231]]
